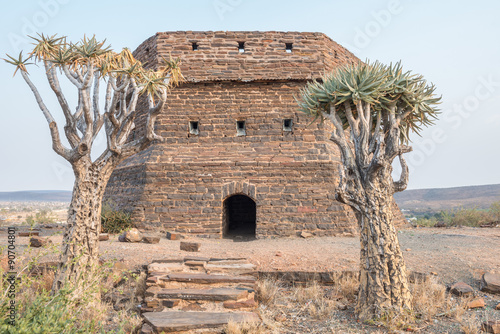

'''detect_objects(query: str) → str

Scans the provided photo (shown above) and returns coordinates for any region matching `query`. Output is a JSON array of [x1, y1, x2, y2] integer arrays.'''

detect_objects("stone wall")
[[133, 31, 359, 81], [104, 80, 358, 237], [103, 31, 405, 238]]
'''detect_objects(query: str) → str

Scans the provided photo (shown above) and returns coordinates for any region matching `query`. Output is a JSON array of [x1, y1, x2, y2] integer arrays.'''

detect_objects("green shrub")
[[447, 207, 490, 227], [489, 200, 500, 222], [414, 217, 438, 227], [25, 209, 56, 227], [101, 203, 133, 234], [0, 252, 139, 334]]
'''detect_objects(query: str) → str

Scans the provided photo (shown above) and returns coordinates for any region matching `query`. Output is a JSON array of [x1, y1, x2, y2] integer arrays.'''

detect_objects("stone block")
[[166, 232, 181, 240], [29, 236, 52, 248], [180, 242, 200, 252], [143, 236, 160, 244]]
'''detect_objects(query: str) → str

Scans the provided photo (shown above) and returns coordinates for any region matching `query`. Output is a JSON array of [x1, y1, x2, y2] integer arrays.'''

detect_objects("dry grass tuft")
[[256, 278, 280, 306], [292, 281, 338, 320], [460, 315, 481, 334], [410, 277, 447, 320], [225, 320, 268, 334]]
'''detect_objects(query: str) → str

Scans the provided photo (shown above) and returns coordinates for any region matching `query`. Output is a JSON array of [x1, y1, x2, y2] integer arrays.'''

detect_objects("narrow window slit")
[[285, 43, 293, 53], [192, 42, 199, 51], [236, 120, 246, 136], [238, 41, 245, 53], [283, 119, 293, 131], [189, 121, 199, 135]]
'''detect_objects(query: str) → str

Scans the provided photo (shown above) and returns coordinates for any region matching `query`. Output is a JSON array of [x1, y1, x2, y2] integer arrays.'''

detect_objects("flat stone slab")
[[161, 273, 256, 284], [184, 256, 210, 262], [143, 311, 259, 332], [480, 272, 500, 294], [155, 288, 248, 301], [148, 262, 184, 273], [151, 258, 184, 264], [206, 263, 256, 270], [18, 231, 40, 237]]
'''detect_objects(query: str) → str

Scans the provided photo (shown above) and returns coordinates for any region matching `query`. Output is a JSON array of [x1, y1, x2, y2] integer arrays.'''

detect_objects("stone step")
[[150, 287, 250, 302], [161, 273, 256, 284], [143, 311, 259, 332], [148, 262, 184, 274], [206, 263, 256, 274]]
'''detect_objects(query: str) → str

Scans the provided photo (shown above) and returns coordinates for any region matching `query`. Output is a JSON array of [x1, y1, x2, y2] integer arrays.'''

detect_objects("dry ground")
[[1, 226, 499, 333], [9, 226, 497, 286]]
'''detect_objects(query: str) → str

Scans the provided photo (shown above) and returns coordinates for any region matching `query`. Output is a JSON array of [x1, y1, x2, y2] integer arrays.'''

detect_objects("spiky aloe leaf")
[[3, 51, 34, 76]]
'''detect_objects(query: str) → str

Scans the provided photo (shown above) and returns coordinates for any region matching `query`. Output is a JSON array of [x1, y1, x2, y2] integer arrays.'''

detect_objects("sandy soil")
[[4, 226, 499, 286]]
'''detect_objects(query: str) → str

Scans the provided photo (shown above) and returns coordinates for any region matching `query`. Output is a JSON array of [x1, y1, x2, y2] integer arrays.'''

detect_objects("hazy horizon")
[[1, 0, 499, 191]]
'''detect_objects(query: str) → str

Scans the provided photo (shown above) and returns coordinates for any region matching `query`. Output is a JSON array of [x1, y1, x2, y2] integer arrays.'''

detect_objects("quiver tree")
[[4, 34, 182, 292], [297, 61, 440, 320]]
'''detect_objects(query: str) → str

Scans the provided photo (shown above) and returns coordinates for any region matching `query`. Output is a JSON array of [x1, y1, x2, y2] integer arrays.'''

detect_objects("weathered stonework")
[[103, 31, 404, 238]]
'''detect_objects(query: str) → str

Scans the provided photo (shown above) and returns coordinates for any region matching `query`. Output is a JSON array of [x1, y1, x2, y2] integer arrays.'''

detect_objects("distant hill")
[[394, 184, 500, 211], [0, 190, 72, 202]]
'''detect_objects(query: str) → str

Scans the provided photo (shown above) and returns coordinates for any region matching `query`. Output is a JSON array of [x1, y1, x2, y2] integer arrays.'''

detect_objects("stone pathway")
[[140, 256, 259, 333]]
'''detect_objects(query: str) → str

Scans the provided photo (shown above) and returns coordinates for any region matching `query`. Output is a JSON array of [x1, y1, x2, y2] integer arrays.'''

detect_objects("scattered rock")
[[449, 281, 474, 296], [496, 303, 500, 310], [405, 248, 411, 252], [99, 233, 109, 241], [480, 272, 500, 294], [29, 236, 52, 248], [120, 228, 142, 242], [434, 221, 446, 228], [299, 231, 313, 238], [223, 297, 257, 309], [466, 298, 485, 309], [167, 232, 181, 240], [162, 299, 180, 308], [143, 236, 160, 244], [180, 242, 200, 252], [18, 231, 40, 237], [182, 302, 204, 311], [482, 321, 500, 334], [140, 323, 154, 334], [480, 221, 499, 228], [118, 234, 126, 242], [275, 252, 282, 257]]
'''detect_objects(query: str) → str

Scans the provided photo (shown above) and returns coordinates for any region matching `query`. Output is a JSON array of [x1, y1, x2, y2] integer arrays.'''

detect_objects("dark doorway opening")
[[223, 194, 256, 239]]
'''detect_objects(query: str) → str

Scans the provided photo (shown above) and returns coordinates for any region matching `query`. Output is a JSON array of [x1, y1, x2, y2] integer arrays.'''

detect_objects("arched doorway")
[[223, 194, 256, 238]]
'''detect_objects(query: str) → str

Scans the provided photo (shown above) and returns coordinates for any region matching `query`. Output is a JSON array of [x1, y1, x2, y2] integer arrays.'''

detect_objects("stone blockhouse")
[[103, 31, 403, 238]]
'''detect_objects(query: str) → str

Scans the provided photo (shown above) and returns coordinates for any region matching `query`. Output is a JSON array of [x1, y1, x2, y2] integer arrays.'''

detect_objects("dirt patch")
[[5, 226, 499, 286]]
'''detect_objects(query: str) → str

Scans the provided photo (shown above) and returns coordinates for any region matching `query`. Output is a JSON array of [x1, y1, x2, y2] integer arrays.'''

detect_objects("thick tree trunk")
[[355, 184, 412, 320], [52, 158, 113, 293]]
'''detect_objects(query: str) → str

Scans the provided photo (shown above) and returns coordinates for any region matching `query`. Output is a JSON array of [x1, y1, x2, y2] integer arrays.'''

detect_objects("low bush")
[[101, 202, 133, 234], [0, 249, 141, 334], [25, 209, 56, 227]]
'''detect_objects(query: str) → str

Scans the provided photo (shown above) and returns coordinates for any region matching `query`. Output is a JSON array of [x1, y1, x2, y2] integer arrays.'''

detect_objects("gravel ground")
[[2, 226, 499, 333]]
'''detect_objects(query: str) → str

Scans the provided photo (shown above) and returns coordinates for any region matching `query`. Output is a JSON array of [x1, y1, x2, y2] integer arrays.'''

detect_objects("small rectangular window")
[[189, 121, 199, 135], [285, 43, 293, 53], [238, 41, 245, 53], [236, 120, 246, 136], [283, 118, 293, 131], [192, 42, 199, 51]]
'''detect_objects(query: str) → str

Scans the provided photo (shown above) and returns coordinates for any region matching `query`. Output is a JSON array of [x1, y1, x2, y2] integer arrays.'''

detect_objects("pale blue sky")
[[1, 0, 499, 191]]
